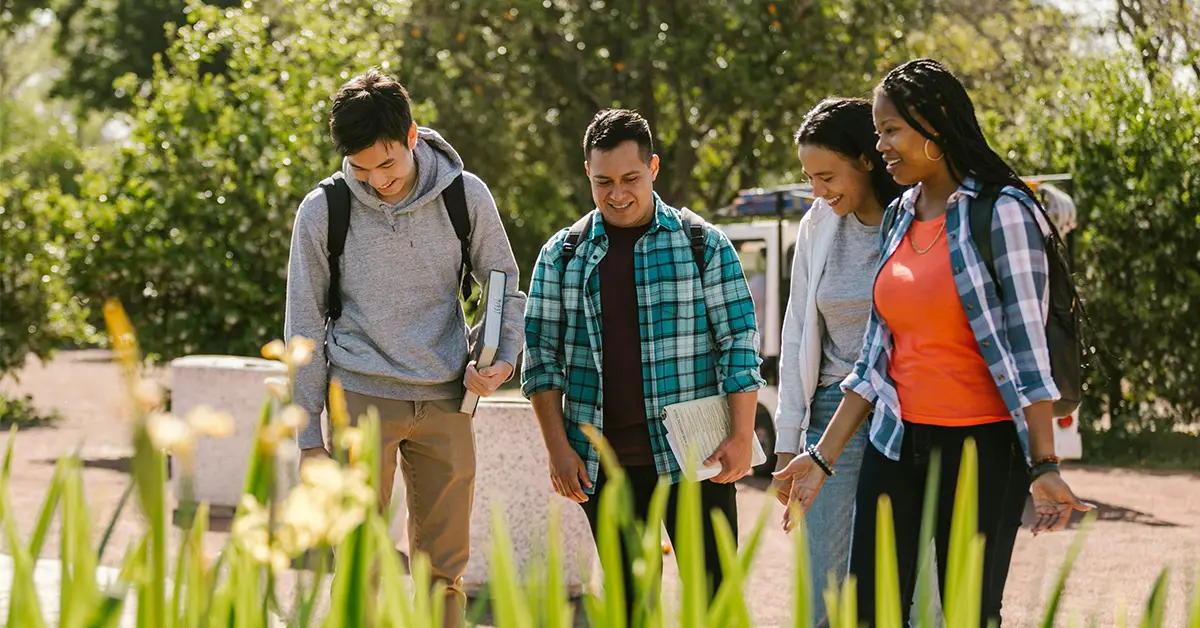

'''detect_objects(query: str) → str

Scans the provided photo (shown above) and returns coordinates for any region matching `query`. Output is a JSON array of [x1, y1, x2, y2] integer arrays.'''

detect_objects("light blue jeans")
[[804, 385, 868, 628]]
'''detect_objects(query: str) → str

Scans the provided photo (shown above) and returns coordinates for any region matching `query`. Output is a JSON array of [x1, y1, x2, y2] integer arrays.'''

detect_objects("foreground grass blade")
[[790, 503, 813, 628], [1140, 569, 1169, 628], [97, 480, 135, 562], [489, 505, 534, 628], [28, 458, 65, 561], [1188, 565, 1200, 628], [61, 458, 101, 628], [2, 492, 48, 628], [915, 448, 942, 627], [945, 439, 982, 628], [707, 510, 751, 628], [875, 495, 902, 628], [1040, 511, 1097, 628], [544, 502, 571, 628], [676, 467, 706, 628]]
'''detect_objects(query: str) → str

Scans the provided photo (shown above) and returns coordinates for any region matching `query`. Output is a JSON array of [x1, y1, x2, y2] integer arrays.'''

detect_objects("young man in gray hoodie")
[[284, 69, 526, 624]]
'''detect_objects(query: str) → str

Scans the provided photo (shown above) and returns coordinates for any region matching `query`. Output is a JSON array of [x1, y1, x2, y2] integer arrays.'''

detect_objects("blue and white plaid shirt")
[[842, 178, 1060, 462], [522, 194, 765, 493]]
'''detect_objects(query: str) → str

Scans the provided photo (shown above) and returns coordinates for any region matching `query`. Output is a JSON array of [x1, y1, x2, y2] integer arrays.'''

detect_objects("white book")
[[460, 269, 508, 416], [661, 395, 768, 482]]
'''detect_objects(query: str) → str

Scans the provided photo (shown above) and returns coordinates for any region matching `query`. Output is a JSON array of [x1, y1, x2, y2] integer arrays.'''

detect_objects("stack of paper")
[[662, 395, 767, 482]]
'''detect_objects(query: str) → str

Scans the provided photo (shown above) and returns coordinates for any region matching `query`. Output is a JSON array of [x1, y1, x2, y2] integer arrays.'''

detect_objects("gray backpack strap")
[[561, 212, 595, 267], [677, 207, 709, 274]]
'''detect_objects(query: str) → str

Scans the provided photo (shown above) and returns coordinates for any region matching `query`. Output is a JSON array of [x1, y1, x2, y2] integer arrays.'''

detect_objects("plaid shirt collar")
[[582, 192, 681, 242]]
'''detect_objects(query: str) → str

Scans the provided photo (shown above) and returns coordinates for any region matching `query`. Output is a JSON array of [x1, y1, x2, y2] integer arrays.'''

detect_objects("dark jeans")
[[850, 421, 1030, 627], [578, 465, 738, 619]]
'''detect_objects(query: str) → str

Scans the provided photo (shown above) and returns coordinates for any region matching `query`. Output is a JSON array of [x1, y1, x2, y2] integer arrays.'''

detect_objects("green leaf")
[[874, 495, 902, 628], [1140, 569, 1170, 628], [1040, 511, 1098, 628]]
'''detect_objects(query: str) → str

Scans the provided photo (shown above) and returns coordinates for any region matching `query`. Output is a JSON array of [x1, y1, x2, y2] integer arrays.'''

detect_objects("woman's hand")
[[1030, 472, 1094, 535], [769, 452, 798, 506], [772, 452, 829, 533]]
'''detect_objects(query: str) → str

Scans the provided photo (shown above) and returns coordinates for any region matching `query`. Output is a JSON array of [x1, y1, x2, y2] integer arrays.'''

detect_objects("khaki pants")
[[345, 392, 475, 627]]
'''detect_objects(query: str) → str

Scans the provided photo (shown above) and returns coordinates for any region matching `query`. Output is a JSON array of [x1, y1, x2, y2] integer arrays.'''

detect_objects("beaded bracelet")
[[807, 444, 835, 477]]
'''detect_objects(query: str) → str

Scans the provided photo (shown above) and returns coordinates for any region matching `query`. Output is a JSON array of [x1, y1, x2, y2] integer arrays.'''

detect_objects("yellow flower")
[[336, 427, 364, 462], [232, 496, 290, 571], [264, 376, 289, 400], [286, 336, 315, 367], [299, 457, 345, 493], [186, 405, 235, 439], [146, 413, 195, 454], [261, 339, 286, 360], [133, 378, 164, 411], [278, 404, 309, 431]]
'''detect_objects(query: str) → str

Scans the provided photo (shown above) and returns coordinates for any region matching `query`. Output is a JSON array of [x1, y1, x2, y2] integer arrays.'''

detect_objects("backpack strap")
[[677, 207, 709, 274], [562, 208, 709, 274], [320, 171, 352, 323], [968, 184, 1003, 291], [561, 211, 595, 268], [443, 174, 472, 301]]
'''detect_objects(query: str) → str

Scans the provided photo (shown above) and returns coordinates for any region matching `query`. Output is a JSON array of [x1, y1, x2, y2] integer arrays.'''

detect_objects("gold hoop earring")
[[924, 139, 944, 162]]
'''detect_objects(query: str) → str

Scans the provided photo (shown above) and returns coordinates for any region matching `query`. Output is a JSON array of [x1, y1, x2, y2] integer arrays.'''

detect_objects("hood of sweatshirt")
[[341, 127, 465, 216]]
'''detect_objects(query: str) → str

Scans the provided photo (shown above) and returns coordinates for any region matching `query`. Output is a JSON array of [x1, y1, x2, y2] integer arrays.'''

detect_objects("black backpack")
[[968, 185, 1084, 418], [561, 207, 708, 273], [317, 171, 473, 326]]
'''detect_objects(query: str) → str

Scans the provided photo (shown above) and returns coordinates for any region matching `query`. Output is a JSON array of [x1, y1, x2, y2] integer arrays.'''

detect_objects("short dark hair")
[[794, 97, 906, 208], [329, 69, 414, 156], [583, 109, 654, 163]]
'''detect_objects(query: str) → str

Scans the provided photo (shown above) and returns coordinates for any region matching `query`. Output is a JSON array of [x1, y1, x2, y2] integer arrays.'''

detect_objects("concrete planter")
[[168, 355, 295, 516]]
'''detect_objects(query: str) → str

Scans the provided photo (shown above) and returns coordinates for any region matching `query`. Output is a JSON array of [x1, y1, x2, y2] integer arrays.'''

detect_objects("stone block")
[[462, 397, 597, 595], [169, 355, 295, 514]]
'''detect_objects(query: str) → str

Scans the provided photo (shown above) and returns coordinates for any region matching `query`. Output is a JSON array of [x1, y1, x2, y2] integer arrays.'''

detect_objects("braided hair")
[[794, 97, 906, 208], [876, 58, 1039, 203]]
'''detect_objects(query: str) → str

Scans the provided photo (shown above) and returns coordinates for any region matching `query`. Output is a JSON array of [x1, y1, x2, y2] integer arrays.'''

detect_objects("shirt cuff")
[[840, 372, 878, 404], [296, 413, 326, 450], [722, 369, 766, 395], [1017, 378, 1061, 410], [775, 427, 804, 455], [521, 370, 566, 398]]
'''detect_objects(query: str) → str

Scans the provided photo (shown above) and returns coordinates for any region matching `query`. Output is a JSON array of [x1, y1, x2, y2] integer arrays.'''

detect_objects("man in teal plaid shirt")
[[521, 109, 764, 615]]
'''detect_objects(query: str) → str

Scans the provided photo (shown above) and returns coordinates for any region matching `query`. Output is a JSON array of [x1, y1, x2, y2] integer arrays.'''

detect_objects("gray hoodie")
[[285, 128, 527, 449]]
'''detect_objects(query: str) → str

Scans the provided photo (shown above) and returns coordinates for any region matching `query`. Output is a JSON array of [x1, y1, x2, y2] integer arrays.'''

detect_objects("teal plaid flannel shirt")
[[521, 194, 765, 493]]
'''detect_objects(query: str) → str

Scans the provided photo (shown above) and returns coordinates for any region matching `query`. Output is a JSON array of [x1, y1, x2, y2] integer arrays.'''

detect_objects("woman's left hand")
[[1030, 472, 1095, 535]]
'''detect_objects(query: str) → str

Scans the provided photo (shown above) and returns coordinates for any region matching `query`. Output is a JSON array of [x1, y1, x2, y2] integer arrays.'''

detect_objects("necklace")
[[910, 221, 946, 255]]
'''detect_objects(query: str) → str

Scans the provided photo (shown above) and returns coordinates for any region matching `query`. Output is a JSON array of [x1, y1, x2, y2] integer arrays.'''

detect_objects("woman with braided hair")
[[773, 59, 1093, 626]]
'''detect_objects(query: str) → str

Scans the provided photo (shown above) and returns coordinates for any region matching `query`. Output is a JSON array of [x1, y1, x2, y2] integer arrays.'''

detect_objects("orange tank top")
[[873, 215, 1011, 426]]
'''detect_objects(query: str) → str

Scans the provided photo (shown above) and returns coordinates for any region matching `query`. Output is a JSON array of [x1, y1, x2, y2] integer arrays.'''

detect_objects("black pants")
[[578, 465, 738, 619], [850, 421, 1030, 627]]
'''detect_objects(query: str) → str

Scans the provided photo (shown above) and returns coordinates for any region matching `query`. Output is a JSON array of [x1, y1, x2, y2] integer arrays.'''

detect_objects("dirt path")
[[3, 351, 1198, 626]]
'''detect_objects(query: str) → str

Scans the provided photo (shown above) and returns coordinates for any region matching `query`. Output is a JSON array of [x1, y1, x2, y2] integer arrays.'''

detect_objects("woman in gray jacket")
[[771, 98, 904, 625]]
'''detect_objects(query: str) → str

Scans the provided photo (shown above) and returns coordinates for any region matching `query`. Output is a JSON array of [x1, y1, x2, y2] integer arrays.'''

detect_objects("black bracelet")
[[1030, 461, 1060, 482], [807, 444, 835, 477]]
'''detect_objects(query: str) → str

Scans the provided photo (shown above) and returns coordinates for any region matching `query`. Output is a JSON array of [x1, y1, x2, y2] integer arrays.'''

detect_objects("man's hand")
[[464, 360, 513, 398], [769, 452, 798, 506], [548, 442, 592, 503], [1030, 471, 1094, 535], [772, 452, 828, 533], [300, 446, 331, 465], [705, 434, 754, 484]]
